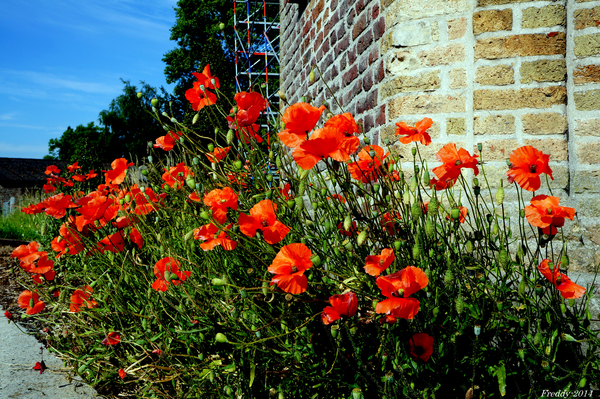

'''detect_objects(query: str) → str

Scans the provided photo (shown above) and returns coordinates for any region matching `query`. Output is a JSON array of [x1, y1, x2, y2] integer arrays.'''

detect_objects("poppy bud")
[[455, 297, 464, 314], [493, 221, 499, 235], [234, 160, 242, 170], [363, 137, 370, 145], [496, 301, 504, 311], [403, 191, 411, 205], [561, 253, 569, 267], [151, 98, 159, 107], [411, 203, 423, 219], [498, 249, 509, 267], [423, 170, 430, 185], [444, 270, 453, 286], [560, 303, 567, 314], [466, 240, 473, 253], [412, 243, 421, 259], [373, 183, 380, 193], [410, 176, 418, 192], [519, 210, 525, 218], [518, 348, 525, 361], [425, 219, 435, 237], [519, 279, 526, 295], [394, 240, 402, 251], [184, 230, 194, 241], [215, 333, 228, 343], [357, 230, 367, 246], [208, 144, 215, 152], [343, 215, 352, 231], [428, 197, 439, 216], [495, 186, 505, 205], [309, 70, 315, 83], [295, 197, 304, 210], [186, 178, 196, 190], [451, 207, 460, 220], [579, 378, 587, 388]]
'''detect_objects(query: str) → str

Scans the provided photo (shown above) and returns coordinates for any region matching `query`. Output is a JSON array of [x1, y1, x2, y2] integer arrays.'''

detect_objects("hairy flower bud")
[[495, 186, 505, 206], [428, 197, 439, 216], [455, 296, 464, 314]]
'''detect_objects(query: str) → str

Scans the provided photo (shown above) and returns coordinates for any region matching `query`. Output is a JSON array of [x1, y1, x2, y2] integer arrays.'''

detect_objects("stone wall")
[[280, 0, 600, 272]]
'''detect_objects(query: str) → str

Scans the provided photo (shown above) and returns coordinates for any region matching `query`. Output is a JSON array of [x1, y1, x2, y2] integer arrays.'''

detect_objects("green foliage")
[[0, 207, 42, 241], [47, 122, 116, 170]]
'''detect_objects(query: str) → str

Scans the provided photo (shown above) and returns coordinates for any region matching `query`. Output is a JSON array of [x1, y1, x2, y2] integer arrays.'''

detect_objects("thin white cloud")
[[0, 112, 17, 121], [2, 70, 120, 95]]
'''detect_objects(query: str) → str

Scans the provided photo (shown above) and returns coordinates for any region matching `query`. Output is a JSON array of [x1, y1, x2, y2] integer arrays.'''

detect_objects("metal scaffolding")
[[233, 0, 280, 128]]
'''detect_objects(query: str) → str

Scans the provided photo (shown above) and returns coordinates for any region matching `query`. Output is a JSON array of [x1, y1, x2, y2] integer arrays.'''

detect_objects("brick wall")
[[280, 0, 600, 271]]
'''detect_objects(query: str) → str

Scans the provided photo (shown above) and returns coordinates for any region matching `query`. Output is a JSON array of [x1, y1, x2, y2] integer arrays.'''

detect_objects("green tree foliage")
[[47, 81, 174, 168], [162, 0, 236, 126], [47, 122, 117, 170]]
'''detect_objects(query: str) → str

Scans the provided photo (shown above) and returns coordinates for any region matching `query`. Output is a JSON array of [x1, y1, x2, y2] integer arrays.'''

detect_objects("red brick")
[[344, 65, 359, 84], [363, 69, 373, 91], [312, 0, 325, 21], [372, 3, 380, 19], [369, 47, 379, 65], [357, 29, 373, 55], [373, 17, 385, 41], [376, 105, 386, 127], [352, 12, 368, 40], [355, 0, 366, 13], [348, 47, 357, 65], [376, 60, 385, 83]]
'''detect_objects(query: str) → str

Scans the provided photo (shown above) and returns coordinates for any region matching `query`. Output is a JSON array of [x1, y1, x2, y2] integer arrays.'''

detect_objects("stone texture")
[[392, 21, 434, 47], [473, 9, 513, 35], [479, 0, 551, 5], [574, 7, 600, 30], [473, 87, 567, 110], [475, 64, 514, 85], [520, 59, 567, 83], [386, 0, 473, 26], [574, 33, 600, 57], [577, 141, 600, 164], [475, 33, 566, 60], [574, 90, 600, 111], [448, 17, 467, 41], [573, 170, 600, 193], [522, 113, 568, 135], [449, 68, 468, 89], [447, 118, 466, 135], [385, 50, 421, 75], [523, 138, 568, 161], [575, 119, 600, 136], [477, 139, 520, 161], [474, 115, 516, 135], [389, 141, 452, 162], [522, 5, 566, 28], [388, 94, 466, 117], [418, 43, 465, 66], [381, 71, 441, 98], [574, 64, 600, 85]]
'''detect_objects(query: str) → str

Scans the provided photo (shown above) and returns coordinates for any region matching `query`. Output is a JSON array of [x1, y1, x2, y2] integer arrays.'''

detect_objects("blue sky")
[[0, 0, 177, 159]]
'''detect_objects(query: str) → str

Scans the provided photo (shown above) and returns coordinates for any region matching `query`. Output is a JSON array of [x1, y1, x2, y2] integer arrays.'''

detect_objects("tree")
[[47, 122, 117, 170]]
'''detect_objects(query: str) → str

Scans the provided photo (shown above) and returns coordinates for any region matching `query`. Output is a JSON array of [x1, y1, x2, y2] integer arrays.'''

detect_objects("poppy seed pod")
[[451, 207, 460, 221], [428, 197, 439, 216], [410, 176, 418, 192], [455, 296, 464, 314], [394, 240, 402, 251], [411, 203, 423, 219], [495, 186, 505, 205], [363, 136, 370, 144]]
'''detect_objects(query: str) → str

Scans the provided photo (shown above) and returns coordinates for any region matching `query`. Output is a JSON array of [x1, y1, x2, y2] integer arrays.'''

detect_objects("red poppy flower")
[[364, 248, 395, 277], [380, 212, 401, 235], [11, 241, 43, 266], [162, 162, 193, 189], [44, 165, 61, 175], [278, 103, 326, 148], [268, 243, 313, 294], [104, 158, 134, 185], [292, 127, 345, 170], [74, 194, 117, 231], [432, 143, 479, 184], [21, 202, 46, 215], [321, 291, 358, 325], [18, 290, 45, 315], [348, 145, 390, 183], [33, 360, 47, 374], [429, 177, 455, 191], [206, 147, 230, 163], [101, 332, 121, 346], [70, 286, 98, 312], [67, 162, 81, 173], [203, 187, 238, 224], [232, 91, 267, 127], [154, 131, 181, 151], [324, 113, 360, 156], [127, 187, 165, 215], [151, 257, 191, 292], [4, 310, 13, 320], [22, 253, 54, 275], [327, 194, 346, 203], [409, 333, 434, 362], [51, 222, 85, 257], [96, 231, 126, 254], [395, 117, 433, 146], [506, 146, 553, 192], [525, 195, 575, 235], [193, 223, 237, 251], [41, 193, 78, 219], [238, 199, 291, 244], [85, 169, 98, 180], [129, 228, 143, 249], [375, 266, 428, 320], [537, 259, 586, 299], [337, 221, 358, 236], [185, 65, 219, 111], [118, 369, 126, 379], [279, 183, 293, 200]]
